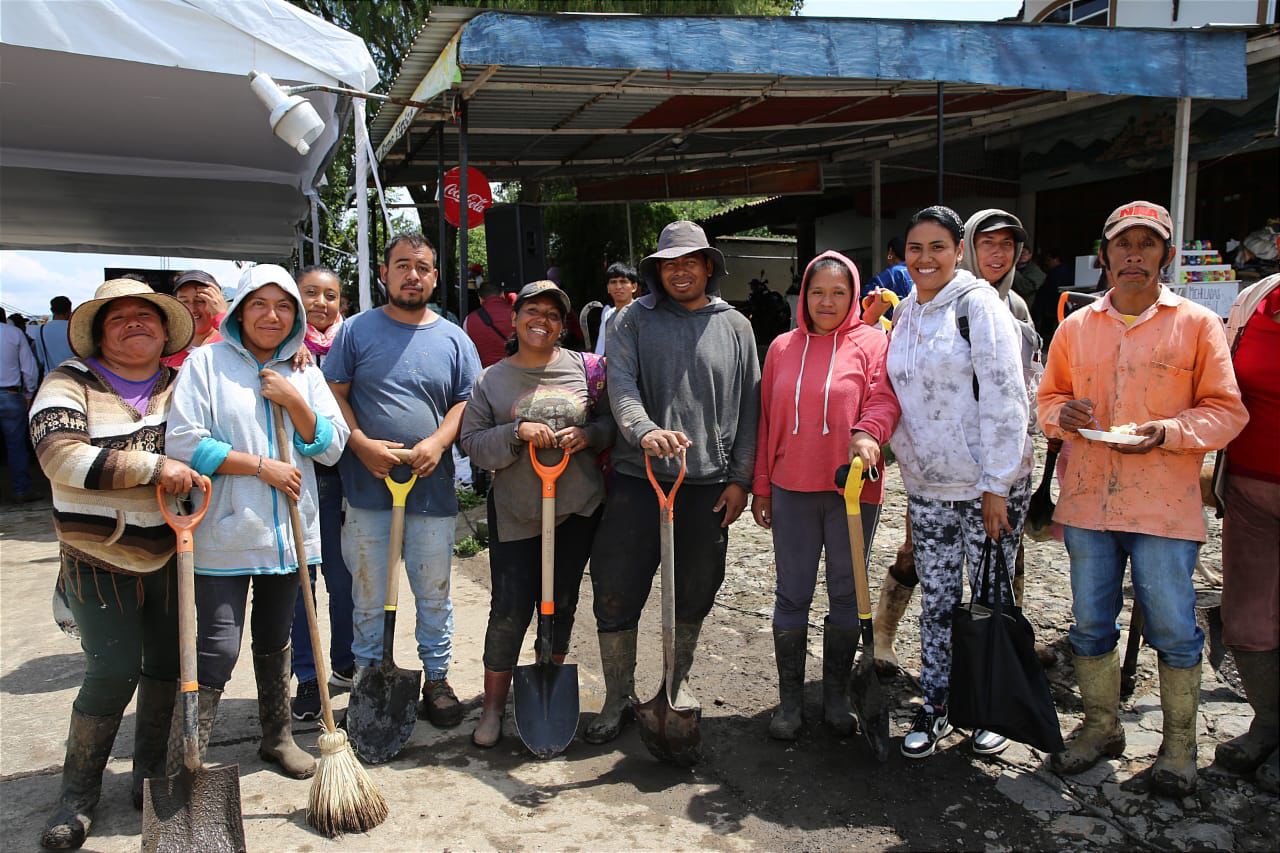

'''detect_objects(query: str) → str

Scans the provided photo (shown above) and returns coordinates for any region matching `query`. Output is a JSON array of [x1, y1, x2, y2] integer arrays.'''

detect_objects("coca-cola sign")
[[442, 166, 492, 229]]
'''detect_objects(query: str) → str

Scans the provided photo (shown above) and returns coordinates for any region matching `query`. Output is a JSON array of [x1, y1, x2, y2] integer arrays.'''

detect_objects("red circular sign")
[[442, 166, 492, 229]]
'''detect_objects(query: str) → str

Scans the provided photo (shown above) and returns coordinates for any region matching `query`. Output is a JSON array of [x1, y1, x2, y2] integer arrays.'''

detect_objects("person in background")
[[465, 280, 516, 369], [29, 280, 199, 849], [751, 251, 900, 740], [34, 296, 75, 374], [162, 270, 226, 369], [868, 236, 915, 302], [1039, 201, 1247, 797], [288, 266, 357, 721], [1032, 248, 1075, 349], [595, 262, 641, 356], [0, 306, 40, 503], [1014, 245, 1046, 302]]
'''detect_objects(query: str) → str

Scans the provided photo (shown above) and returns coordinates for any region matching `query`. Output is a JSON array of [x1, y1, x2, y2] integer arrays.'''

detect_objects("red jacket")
[[464, 296, 515, 367]]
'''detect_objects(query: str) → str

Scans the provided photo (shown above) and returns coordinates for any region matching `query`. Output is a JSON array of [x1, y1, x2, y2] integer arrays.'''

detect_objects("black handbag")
[[949, 538, 1065, 753]]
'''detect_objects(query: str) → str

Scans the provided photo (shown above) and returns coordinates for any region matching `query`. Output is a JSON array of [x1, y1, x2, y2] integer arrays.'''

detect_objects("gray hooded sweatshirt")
[[607, 279, 760, 487], [961, 208, 1035, 327], [166, 265, 349, 575]]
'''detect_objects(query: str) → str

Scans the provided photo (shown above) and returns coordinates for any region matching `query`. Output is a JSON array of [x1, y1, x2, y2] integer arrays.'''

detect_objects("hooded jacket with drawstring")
[[961, 208, 1035, 328], [886, 268, 1031, 501], [752, 251, 900, 504], [166, 266, 350, 575]]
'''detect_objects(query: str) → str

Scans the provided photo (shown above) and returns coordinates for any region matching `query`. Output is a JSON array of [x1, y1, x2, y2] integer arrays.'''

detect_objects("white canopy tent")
[[0, 0, 377, 260]]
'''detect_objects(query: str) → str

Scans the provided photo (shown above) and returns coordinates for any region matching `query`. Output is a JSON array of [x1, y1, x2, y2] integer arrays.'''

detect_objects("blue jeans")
[[1063, 526, 1204, 668], [291, 475, 355, 683], [0, 392, 33, 496], [343, 506, 455, 680]]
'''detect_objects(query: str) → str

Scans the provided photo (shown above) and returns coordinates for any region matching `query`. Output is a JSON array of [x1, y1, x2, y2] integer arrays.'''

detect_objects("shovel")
[[635, 452, 701, 767], [142, 478, 246, 853], [838, 457, 891, 763], [347, 449, 421, 765], [512, 443, 579, 758], [1024, 444, 1059, 542]]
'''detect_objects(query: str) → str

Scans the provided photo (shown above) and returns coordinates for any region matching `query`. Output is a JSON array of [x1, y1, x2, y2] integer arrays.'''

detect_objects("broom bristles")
[[307, 728, 389, 838]]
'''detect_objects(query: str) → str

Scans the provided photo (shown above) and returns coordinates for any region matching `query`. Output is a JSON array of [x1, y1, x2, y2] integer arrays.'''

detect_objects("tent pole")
[[872, 159, 882, 276], [936, 82, 945, 204], [626, 203, 635, 266], [310, 195, 321, 266], [459, 98, 469, 324], [355, 98, 371, 313], [1169, 96, 1191, 288], [437, 122, 448, 318]]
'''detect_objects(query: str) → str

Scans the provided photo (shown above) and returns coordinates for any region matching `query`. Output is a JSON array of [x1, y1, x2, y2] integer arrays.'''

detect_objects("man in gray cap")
[[583, 221, 761, 751]]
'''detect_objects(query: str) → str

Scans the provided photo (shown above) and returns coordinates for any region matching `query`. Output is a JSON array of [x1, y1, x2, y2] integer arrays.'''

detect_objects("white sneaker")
[[902, 704, 954, 759], [971, 728, 1009, 755]]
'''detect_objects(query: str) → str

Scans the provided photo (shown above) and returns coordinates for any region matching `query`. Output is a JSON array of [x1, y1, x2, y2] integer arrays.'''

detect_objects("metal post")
[[354, 98, 371, 313], [458, 98, 469, 324], [871, 159, 882, 274], [1169, 96, 1192, 287], [936, 82, 945, 203], [437, 122, 448, 318], [310, 195, 321, 266], [626, 203, 635, 266]]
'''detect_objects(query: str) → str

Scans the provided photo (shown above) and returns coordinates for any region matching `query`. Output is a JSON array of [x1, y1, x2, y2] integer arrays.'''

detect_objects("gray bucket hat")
[[639, 220, 727, 295]]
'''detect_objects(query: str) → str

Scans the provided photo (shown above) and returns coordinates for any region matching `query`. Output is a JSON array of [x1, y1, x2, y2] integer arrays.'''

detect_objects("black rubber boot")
[[40, 709, 124, 850], [254, 646, 315, 779], [769, 627, 807, 740], [1215, 649, 1279, 776], [822, 618, 858, 736], [130, 676, 175, 810], [163, 686, 221, 776]]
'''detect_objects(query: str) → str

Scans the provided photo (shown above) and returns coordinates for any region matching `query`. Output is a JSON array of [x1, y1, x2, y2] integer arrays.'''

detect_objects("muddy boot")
[[1051, 649, 1125, 775], [130, 676, 175, 810], [163, 687, 221, 776], [672, 621, 702, 710], [1214, 650, 1279, 776], [1150, 659, 1202, 798], [872, 572, 913, 676], [769, 627, 806, 740], [1258, 749, 1280, 794], [253, 646, 315, 779], [41, 709, 123, 850], [583, 629, 638, 744], [822, 619, 858, 736], [1012, 551, 1057, 668], [471, 669, 512, 749]]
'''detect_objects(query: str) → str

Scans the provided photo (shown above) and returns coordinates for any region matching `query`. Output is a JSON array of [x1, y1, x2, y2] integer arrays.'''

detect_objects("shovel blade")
[[347, 664, 422, 765], [635, 693, 701, 767], [512, 661, 579, 758], [141, 765, 245, 853], [851, 654, 890, 763]]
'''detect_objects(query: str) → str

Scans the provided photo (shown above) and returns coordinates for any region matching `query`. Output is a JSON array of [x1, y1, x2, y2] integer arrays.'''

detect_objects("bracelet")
[[255, 455, 264, 477]]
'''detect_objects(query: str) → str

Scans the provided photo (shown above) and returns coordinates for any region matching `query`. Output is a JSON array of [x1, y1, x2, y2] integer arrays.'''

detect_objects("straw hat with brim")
[[639, 220, 727, 293], [69, 279, 194, 360]]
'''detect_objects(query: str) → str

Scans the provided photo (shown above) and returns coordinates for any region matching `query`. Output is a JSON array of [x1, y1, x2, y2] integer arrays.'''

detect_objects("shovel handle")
[[843, 458, 873, 619], [529, 444, 569, 616], [861, 288, 900, 331], [644, 451, 686, 522], [156, 478, 212, 555]]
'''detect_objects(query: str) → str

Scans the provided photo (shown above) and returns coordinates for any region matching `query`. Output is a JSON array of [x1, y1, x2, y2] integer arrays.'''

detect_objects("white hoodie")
[[886, 269, 1032, 501]]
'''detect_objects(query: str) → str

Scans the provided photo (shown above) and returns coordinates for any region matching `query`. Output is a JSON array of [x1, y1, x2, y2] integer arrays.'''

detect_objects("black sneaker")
[[418, 678, 464, 728], [902, 703, 953, 759], [328, 666, 355, 689], [291, 679, 320, 721]]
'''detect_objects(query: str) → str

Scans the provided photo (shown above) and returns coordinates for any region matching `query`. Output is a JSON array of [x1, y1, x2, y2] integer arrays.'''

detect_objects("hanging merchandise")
[[442, 166, 493, 229]]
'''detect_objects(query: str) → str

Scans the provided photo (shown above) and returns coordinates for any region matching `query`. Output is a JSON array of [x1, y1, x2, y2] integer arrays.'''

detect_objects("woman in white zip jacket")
[[885, 206, 1033, 760], [165, 264, 349, 780]]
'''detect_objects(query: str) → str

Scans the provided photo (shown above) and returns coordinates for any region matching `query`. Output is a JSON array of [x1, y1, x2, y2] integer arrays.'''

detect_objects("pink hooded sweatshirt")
[[752, 251, 901, 504]]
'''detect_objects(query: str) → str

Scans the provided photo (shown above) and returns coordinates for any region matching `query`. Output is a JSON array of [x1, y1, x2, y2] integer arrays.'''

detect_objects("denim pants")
[[1063, 525, 1204, 668], [343, 506, 456, 680], [0, 391, 33, 496], [291, 474, 355, 683]]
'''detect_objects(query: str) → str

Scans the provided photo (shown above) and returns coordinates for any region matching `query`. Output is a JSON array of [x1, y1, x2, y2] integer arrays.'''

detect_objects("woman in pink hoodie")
[[751, 251, 901, 740]]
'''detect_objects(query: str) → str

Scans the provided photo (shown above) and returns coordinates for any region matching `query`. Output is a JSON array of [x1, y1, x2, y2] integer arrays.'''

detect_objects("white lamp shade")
[[249, 71, 326, 156]]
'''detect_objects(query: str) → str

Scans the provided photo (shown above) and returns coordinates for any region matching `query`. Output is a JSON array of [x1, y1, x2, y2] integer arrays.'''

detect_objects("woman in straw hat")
[[28, 279, 202, 850]]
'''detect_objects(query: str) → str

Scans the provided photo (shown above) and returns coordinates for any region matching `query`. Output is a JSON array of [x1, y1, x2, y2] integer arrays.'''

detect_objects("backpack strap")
[[473, 304, 507, 342], [955, 295, 981, 401]]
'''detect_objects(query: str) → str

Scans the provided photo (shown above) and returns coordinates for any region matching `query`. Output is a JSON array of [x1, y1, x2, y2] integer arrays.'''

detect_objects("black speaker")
[[484, 204, 545, 292]]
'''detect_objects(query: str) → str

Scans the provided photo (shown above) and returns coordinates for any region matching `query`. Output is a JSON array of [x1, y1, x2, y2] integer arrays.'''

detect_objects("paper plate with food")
[[1078, 423, 1146, 446]]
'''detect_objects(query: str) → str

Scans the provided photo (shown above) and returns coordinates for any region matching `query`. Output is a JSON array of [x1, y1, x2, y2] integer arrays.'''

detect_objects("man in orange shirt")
[[1038, 201, 1248, 798]]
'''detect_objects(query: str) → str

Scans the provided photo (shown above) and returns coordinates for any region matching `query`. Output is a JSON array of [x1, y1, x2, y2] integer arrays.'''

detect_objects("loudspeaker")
[[484, 204, 545, 292]]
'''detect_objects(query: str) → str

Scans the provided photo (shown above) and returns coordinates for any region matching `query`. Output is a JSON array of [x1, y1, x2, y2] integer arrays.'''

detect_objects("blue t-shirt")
[[870, 263, 914, 300], [323, 308, 481, 516]]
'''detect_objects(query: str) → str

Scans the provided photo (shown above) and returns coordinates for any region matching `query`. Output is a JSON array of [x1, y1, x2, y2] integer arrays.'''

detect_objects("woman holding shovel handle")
[[460, 281, 615, 748], [165, 265, 348, 780], [750, 251, 901, 740]]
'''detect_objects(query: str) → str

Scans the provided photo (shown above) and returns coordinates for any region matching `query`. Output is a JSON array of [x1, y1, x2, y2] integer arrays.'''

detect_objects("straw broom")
[[272, 402, 388, 836]]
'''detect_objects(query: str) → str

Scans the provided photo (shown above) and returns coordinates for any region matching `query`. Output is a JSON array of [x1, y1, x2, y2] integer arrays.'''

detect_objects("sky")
[[0, 0, 1022, 319]]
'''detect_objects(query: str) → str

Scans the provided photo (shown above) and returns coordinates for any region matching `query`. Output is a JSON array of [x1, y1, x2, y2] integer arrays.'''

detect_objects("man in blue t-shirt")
[[868, 236, 915, 301], [325, 232, 481, 728]]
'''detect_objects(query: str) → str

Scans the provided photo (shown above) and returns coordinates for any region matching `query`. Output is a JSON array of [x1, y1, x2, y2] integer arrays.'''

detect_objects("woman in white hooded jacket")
[[166, 264, 349, 780], [886, 206, 1033, 760]]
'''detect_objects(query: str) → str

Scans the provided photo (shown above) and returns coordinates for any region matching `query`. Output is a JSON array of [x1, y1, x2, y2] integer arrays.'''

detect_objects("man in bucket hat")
[[1038, 201, 1248, 797], [583, 221, 761, 754]]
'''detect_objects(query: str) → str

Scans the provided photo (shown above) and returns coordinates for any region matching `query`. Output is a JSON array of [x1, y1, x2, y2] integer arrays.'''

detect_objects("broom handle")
[[271, 401, 339, 734]]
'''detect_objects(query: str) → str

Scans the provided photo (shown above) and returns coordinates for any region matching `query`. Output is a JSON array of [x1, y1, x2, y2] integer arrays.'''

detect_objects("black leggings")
[[590, 474, 729, 633], [195, 572, 298, 689], [483, 495, 601, 671]]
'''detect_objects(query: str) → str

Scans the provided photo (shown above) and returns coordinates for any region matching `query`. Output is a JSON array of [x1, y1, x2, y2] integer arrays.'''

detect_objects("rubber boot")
[[671, 621, 702, 710], [1257, 748, 1279, 794], [1150, 659, 1202, 798], [583, 629, 638, 744], [40, 709, 124, 850], [253, 646, 315, 779], [163, 687, 221, 776], [822, 619, 858, 736], [471, 669, 512, 749], [872, 572, 914, 676], [768, 627, 807, 740], [1214, 649, 1279, 775], [1051, 649, 1125, 775], [1012, 551, 1058, 668], [130, 676, 175, 810]]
